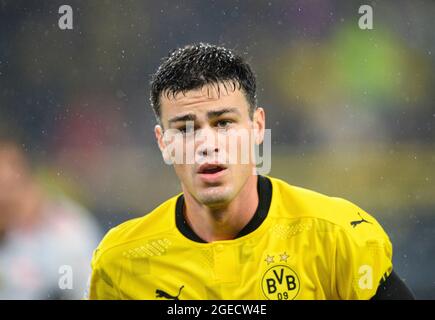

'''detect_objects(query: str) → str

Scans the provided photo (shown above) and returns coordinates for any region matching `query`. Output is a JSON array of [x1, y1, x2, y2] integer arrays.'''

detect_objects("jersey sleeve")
[[87, 248, 120, 300], [334, 205, 393, 300]]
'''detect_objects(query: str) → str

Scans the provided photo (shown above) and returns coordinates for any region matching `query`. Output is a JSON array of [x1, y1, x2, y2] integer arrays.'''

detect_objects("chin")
[[196, 185, 234, 206]]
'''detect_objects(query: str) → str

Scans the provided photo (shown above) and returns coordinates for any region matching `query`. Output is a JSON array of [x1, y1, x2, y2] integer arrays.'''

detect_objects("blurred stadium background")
[[0, 0, 434, 299]]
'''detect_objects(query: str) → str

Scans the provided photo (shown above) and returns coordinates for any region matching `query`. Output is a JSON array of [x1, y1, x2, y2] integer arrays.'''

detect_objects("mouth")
[[197, 163, 228, 182], [197, 163, 227, 174]]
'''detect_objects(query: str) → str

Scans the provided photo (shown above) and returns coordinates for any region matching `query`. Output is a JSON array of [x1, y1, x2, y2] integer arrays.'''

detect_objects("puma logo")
[[155, 285, 184, 300], [350, 212, 372, 228]]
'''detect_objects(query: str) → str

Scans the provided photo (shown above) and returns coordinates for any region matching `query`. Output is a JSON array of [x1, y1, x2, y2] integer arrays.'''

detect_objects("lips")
[[196, 163, 228, 184], [197, 163, 227, 174]]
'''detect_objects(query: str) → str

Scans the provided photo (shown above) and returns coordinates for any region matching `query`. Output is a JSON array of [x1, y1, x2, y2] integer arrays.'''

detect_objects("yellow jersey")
[[89, 176, 392, 300]]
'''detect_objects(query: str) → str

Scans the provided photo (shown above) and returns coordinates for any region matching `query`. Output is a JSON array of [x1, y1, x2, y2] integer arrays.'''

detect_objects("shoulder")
[[92, 195, 180, 267], [268, 176, 390, 244]]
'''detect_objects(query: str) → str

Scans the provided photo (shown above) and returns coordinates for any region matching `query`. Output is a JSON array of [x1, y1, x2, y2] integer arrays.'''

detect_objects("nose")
[[197, 145, 219, 158], [195, 127, 219, 158]]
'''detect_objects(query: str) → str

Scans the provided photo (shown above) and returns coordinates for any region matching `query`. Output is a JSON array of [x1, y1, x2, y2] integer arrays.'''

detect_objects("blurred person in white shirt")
[[0, 140, 101, 299]]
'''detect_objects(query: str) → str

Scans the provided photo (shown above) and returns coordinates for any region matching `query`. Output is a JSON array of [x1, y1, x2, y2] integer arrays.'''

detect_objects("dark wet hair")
[[150, 43, 257, 123]]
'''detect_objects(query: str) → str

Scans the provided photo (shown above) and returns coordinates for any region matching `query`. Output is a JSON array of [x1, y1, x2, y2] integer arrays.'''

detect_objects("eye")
[[177, 125, 195, 134], [216, 119, 233, 128]]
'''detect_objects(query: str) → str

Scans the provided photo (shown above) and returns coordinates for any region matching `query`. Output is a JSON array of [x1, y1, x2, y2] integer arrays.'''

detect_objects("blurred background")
[[0, 0, 434, 299]]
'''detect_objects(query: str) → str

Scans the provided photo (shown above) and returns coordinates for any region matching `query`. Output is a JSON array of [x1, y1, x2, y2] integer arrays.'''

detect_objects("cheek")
[[220, 129, 255, 165], [173, 163, 195, 180], [173, 163, 185, 175]]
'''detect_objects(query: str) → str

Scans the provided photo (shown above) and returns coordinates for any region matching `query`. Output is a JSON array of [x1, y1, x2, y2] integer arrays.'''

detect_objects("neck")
[[182, 175, 259, 242]]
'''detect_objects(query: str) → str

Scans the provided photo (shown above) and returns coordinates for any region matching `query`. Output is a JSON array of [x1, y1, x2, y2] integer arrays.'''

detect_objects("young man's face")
[[155, 82, 265, 207]]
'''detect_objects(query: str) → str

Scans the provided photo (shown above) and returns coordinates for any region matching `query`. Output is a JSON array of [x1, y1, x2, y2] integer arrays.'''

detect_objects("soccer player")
[[89, 43, 414, 300]]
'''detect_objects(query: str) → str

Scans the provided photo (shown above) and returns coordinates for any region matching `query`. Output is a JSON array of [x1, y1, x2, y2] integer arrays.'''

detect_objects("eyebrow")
[[167, 107, 241, 125], [207, 107, 240, 118], [168, 113, 197, 124]]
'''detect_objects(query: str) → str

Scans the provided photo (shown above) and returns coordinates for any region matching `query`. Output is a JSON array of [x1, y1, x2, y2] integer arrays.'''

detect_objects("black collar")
[[175, 175, 272, 243]]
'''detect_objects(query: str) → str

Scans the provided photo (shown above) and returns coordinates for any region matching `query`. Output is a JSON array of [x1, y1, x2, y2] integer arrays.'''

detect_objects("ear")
[[155, 125, 172, 164], [252, 107, 266, 145]]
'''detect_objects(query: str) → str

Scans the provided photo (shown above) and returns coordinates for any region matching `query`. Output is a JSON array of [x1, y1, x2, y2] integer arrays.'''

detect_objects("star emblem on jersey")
[[264, 255, 274, 265], [279, 252, 289, 262], [261, 252, 300, 299]]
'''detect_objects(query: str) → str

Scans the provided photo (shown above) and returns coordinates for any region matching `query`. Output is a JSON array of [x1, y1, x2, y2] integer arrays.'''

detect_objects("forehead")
[[159, 83, 249, 122]]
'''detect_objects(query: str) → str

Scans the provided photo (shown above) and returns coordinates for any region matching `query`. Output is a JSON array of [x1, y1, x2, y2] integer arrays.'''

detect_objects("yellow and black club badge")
[[261, 252, 300, 300]]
